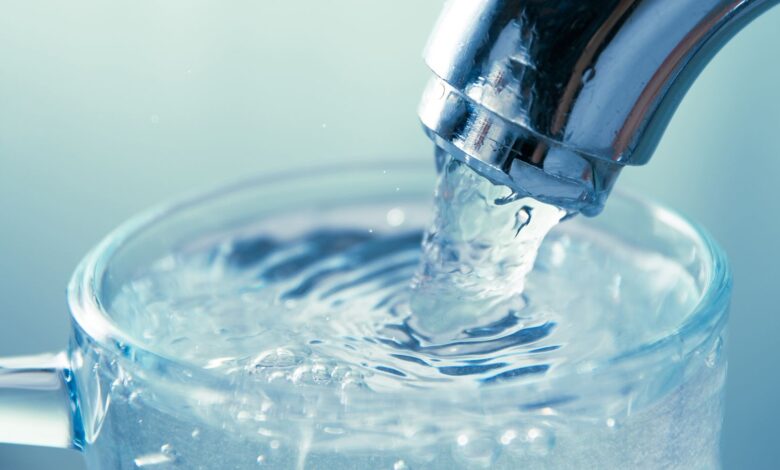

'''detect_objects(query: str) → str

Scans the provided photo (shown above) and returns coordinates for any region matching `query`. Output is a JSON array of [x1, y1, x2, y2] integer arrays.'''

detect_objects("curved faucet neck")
[[419, 0, 778, 215]]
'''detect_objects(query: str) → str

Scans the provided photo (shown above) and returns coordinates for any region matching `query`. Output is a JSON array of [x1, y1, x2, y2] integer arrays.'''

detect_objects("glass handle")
[[0, 351, 78, 449]]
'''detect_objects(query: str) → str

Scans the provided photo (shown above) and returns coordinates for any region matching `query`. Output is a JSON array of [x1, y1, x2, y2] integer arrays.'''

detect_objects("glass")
[[0, 163, 730, 469]]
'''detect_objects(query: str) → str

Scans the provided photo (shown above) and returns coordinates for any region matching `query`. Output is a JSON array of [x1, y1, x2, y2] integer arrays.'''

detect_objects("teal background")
[[1, 2, 779, 468]]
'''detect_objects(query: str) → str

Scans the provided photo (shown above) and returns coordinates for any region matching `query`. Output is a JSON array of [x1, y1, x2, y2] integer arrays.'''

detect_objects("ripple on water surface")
[[110, 160, 699, 398]]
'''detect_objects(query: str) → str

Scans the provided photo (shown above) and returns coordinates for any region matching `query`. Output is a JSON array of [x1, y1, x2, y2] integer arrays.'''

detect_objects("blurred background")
[[1, 1, 778, 468]]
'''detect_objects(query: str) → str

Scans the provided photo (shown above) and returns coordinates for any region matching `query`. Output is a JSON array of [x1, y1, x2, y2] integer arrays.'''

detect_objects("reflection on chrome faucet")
[[419, 0, 778, 215]]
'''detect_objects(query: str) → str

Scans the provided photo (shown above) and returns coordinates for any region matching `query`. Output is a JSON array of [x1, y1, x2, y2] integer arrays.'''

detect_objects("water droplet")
[[393, 459, 411, 470], [191, 428, 201, 439], [256, 455, 267, 465], [582, 66, 596, 82], [387, 208, 406, 227], [514, 206, 532, 234], [606, 418, 616, 428]]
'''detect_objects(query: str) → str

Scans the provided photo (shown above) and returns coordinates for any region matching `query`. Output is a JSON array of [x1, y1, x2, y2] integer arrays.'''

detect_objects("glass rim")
[[66, 161, 732, 409]]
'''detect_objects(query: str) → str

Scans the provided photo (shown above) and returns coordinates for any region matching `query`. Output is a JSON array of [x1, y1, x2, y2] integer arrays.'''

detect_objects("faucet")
[[418, 0, 778, 216]]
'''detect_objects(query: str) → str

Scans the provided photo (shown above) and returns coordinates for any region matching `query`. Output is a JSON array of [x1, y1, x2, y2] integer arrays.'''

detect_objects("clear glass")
[[0, 163, 730, 469]]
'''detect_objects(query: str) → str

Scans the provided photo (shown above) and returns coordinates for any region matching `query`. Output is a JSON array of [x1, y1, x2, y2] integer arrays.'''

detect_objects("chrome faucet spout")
[[419, 0, 778, 215]]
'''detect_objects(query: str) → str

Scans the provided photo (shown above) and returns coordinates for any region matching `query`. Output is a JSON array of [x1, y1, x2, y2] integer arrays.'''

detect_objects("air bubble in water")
[[330, 365, 352, 382], [515, 206, 532, 234], [339, 372, 366, 405], [451, 432, 499, 468], [393, 459, 411, 470], [134, 444, 178, 467], [525, 427, 555, 456], [110, 366, 133, 396], [291, 365, 312, 384], [266, 371, 287, 384], [500, 429, 518, 446], [705, 336, 723, 368], [204, 356, 238, 369], [549, 240, 567, 266], [341, 370, 365, 388], [250, 348, 304, 369], [256, 455, 267, 465], [502, 426, 556, 458], [310, 362, 332, 385], [134, 452, 173, 467]]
